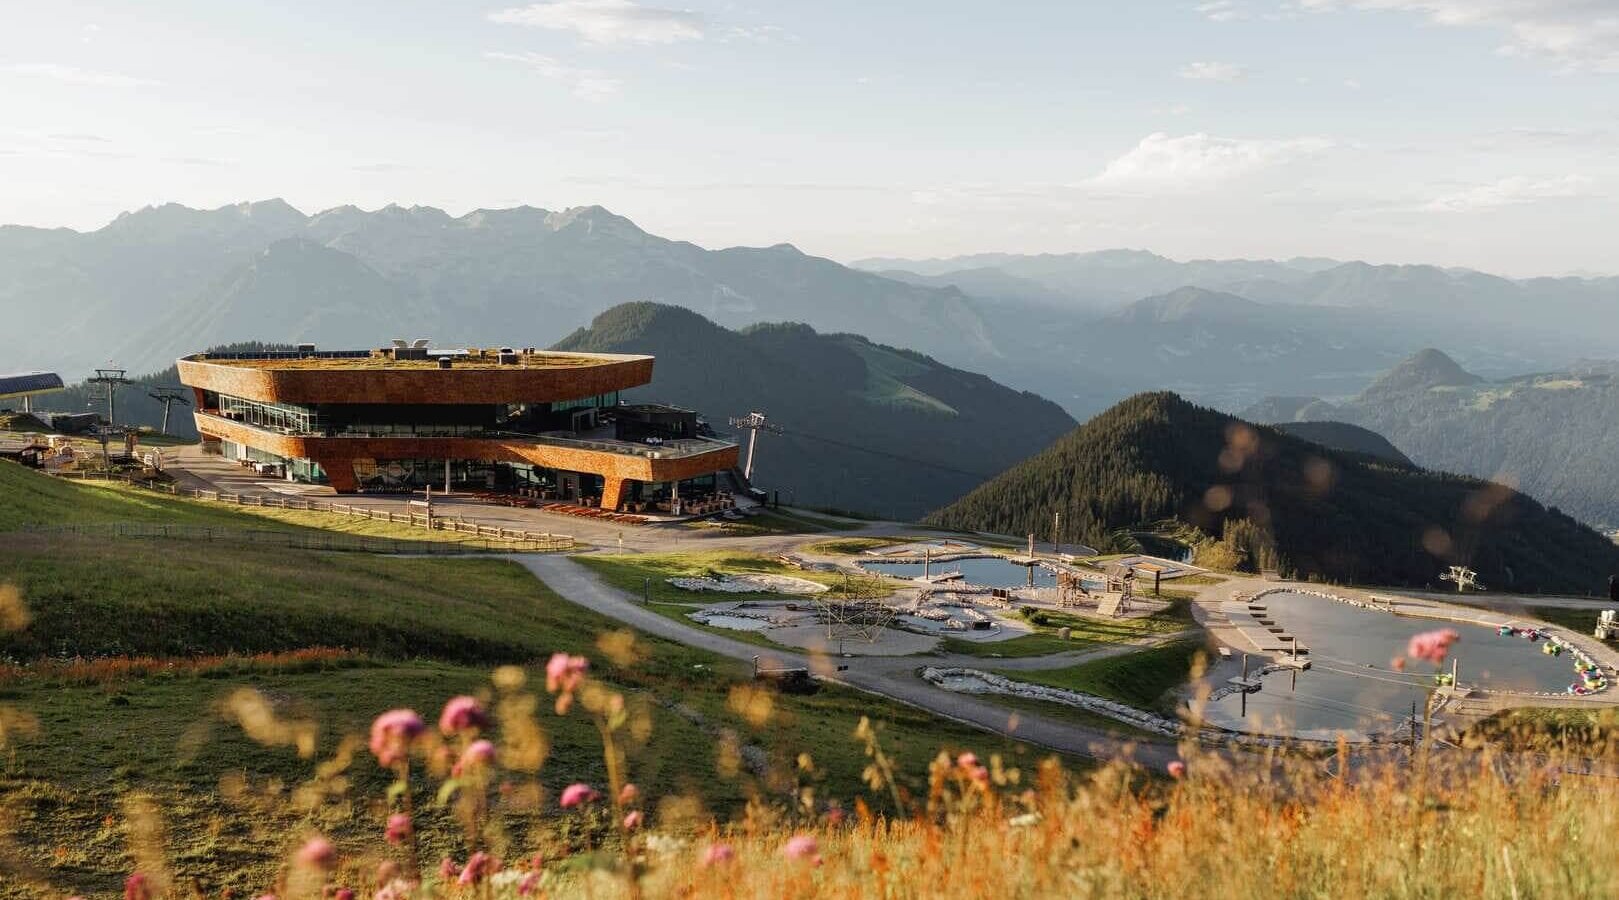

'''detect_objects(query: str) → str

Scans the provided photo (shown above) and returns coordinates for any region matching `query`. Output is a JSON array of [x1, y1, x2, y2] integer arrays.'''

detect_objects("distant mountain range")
[[558, 303, 1075, 519], [859, 250, 1619, 413], [1244, 349, 1619, 529], [8, 201, 1619, 427], [926, 392, 1616, 593], [0, 201, 995, 385]]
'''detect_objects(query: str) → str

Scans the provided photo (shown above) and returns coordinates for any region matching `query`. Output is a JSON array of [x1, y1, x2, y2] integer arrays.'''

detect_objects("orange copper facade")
[[176, 353, 654, 406], [178, 349, 738, 504]]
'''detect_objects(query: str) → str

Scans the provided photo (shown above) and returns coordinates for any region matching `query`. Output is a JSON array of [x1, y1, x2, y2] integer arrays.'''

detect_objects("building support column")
[[601, 476, 628, 511], [313, 455, 359, 493]]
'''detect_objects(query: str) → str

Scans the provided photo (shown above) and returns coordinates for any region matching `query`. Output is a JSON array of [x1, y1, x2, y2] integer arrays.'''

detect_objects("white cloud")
[[488, 0, 704, 45], [1196, 1, 1251, 21], [3, 63, 158, 88], [1089, 132, 1333, 189], [1179, 60, 1248, 81], [484, 51, 623, 99], [1300, 1, 1619, 73], [1423, 174, 1593, 211]]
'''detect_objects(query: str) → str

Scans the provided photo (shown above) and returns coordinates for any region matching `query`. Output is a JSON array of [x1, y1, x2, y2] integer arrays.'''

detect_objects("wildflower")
[[823, 806, 846, 826], [438, 696, 488, 735], [560, 783, 600, 808], [1407, 629, 1461, 665], [623, 810, 644, 830], [702, 843, 735, 867], [125, 874, 152, 900], [336, 890, 356, 900], [369, 709, 426, 767], [459, 852, 497, 886], [955, 752, 979, 770], [296, 836, 336, 870], [546, 653, 589, 713], [782, 835, 821, 865], [618, 782, 638, 805], [384, 813, 412, 846], [517, 872, 543, 896], [458, 739, 497, 771], [1391, 656, 1407, 672], [1167, 760, 1186, 779], [438, 857, 457, 882]]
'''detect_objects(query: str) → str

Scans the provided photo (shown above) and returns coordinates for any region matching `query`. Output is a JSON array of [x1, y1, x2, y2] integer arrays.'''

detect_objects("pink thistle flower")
[[1407, 629, 1461, 665], [622, 810, 644, 830], [702, 843, 735, 867], [437, 857, 457, 882], [384, 813, 412, 846], [517, 871, 544, 896], [560, 783, 600, 808], [336, 890, 356, 900], [1167, 760, 1187, 779], [618, 782, 638, 805], [782, 835, 821, 865], [438, 696, 488, 735], [545, 653, 589, 694], [368, 709, 425, 767], [125, 874, 152, 900], [955, 752, 979, 770], [374, 879, 416, 900], [458, 739, 498, 772], [459, 852, 496, 887], [296, 836, 336, 870]]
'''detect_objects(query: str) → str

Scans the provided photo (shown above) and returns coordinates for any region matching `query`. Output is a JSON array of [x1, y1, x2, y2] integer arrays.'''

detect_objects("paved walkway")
[[514, 554, 1180, 764]]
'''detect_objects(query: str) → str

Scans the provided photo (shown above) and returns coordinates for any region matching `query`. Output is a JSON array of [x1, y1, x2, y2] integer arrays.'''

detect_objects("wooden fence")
[[47, 470, 574, 551]]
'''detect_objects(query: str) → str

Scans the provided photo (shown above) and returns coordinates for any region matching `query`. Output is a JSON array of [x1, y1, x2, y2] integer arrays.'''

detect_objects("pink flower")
[[517, 872, 543, 896], [385, 813, 412, 846], [437, 857, 457, 882], [622, 810, 644, 830], [1391, 657, 1407, 672], [296, 836, 336, 870], [368, 709, 426, 767], [545, 653, 589, 694], [618, 783, 639, 805], [823, 807, 846, 826], [438, 696, 488, 735], [459, 852, 496, 886], [1407, 629, 1461, 665], [956, 752, 979, 770], [255, 895, 277, 900], [336, 890, 356, 900], [782, 835, 821, 864], [457, 739, 498, 773], [125, 874, 152, 900], [701, 843, 735, 867], [967, 765, 990, 786], [1167, 760, 1186, 779], [560, 783, 600, 808]]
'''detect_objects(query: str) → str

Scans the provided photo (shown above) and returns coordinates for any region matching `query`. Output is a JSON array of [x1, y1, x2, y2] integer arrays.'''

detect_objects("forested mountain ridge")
[[1245, 349, 1619, 529], [553, 302, 1075, 519], [926, 392, 1617, 593]]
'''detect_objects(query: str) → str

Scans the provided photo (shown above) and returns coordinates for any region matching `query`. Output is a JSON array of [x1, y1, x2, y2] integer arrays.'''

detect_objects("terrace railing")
[[44, 470, 575, 551]]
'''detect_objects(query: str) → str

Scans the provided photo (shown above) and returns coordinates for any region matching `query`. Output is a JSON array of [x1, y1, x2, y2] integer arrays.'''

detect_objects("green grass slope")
[[925, 392, 1619, 593]]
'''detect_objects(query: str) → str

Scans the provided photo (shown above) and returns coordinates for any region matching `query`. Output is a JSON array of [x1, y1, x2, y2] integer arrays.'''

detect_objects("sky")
[[1, 0, 1616, 276]]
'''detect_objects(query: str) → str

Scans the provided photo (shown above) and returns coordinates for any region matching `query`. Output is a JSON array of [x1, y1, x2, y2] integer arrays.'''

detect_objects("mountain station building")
[[175, 343, 739, 512]]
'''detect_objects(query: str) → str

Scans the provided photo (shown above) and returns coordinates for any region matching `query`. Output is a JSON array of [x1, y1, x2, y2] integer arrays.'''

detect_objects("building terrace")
[[177, 343, 741, 512]]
